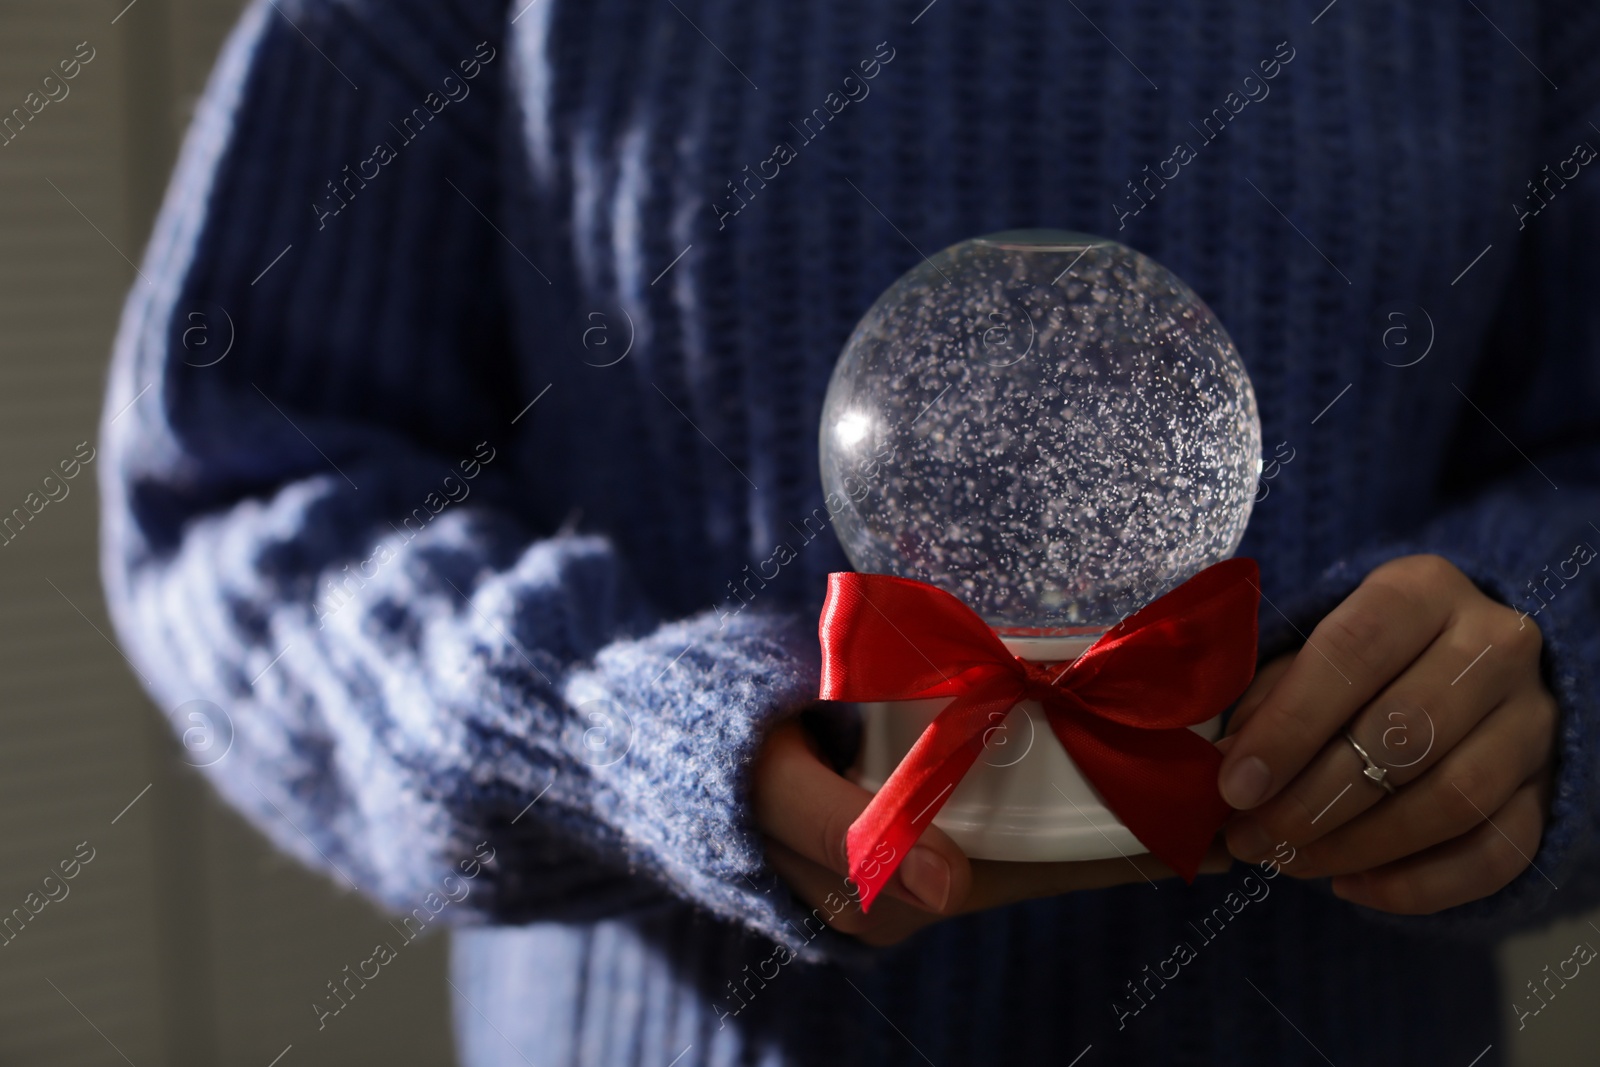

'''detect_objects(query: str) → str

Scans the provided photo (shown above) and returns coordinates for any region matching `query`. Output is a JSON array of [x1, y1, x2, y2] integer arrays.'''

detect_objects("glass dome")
[[819, 229, 1261, 633]]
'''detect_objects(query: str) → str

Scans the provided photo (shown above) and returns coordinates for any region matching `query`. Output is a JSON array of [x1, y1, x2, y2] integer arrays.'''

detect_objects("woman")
[[100, 0, 1600, 1063]]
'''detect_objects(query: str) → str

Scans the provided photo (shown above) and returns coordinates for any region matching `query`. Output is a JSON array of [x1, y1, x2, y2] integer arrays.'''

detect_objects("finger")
[[1288, 691, 1557, 878], [1223, 628, 1511, 861], [764, 837, 1231, 946], [772, 835, 1233, 947], [1221, 653, 1296, 740], [762, 837, 944, 946], [959, 839, 1235, 913], [1218, 555, 1469, 810], [1329, 775, 1550, 914], [751, 718, 972, 914]]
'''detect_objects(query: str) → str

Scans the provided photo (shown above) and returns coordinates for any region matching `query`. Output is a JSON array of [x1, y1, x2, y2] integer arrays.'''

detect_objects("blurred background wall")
[[0, 1, 455, 1064], [0, 2, 1593, 1065]]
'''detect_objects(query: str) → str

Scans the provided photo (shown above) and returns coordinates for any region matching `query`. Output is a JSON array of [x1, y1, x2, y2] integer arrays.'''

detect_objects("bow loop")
[[818, 558, 1262, 913]]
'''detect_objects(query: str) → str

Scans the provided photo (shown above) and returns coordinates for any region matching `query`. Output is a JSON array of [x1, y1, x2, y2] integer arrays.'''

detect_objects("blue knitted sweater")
[[101, 0, 1600, 1063]]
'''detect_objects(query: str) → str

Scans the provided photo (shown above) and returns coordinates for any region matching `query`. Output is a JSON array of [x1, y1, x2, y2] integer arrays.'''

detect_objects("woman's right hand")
[[751, 716, 1232, 947]]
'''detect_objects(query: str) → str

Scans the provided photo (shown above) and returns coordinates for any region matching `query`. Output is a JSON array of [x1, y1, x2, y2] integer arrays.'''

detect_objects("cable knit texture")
[[99, 0, 1600, 1063]]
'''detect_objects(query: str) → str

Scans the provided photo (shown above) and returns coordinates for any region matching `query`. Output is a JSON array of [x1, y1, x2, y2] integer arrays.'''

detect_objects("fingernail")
[[1226, 817, 1272, 863], [1220, 755, 1272, 809], [899, 845, 951, 912]]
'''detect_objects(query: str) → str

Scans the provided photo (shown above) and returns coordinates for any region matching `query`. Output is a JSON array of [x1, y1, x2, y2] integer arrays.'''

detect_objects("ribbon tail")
[[846, 673, 1022, 913], [1045, 712, 1231, 882]]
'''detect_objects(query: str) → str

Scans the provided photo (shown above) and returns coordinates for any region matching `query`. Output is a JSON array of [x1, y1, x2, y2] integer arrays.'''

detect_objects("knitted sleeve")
[[97, 0, 851, 963], [1254, 3, 1600, 941]]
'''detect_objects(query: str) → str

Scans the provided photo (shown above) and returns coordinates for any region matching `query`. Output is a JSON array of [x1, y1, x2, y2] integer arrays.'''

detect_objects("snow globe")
[[819, 229, 1261, 861]]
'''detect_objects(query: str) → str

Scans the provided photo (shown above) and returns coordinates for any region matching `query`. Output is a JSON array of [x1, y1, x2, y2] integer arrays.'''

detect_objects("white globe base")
[[852, 634, 1222, 862]]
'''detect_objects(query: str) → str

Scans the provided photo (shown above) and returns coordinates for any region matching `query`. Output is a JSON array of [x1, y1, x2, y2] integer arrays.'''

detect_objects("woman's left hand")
[[1216, 553, 1560, 913]]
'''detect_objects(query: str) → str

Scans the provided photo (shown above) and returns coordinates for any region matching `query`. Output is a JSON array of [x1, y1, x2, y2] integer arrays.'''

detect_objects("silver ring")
[[1344, 729, 1396, 795]]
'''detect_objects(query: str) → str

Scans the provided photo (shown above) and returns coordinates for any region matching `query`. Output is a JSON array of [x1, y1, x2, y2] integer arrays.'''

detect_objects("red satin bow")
[[817, 558, 1261, 912]]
